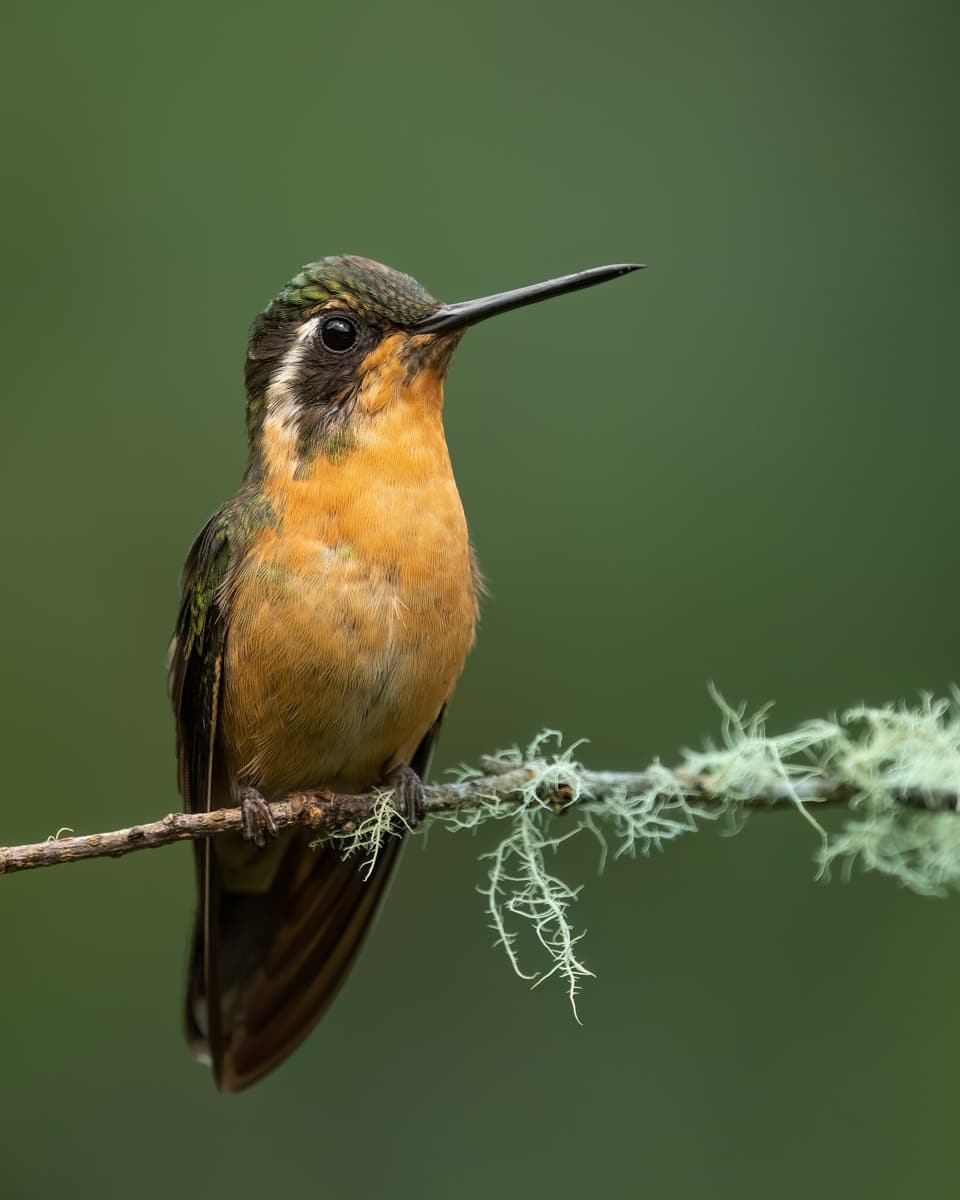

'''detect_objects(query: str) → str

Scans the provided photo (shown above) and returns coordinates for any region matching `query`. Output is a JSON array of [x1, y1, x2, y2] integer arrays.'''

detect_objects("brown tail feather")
[[187, 832, 403, 1092], [185, 714, 446, 1090]]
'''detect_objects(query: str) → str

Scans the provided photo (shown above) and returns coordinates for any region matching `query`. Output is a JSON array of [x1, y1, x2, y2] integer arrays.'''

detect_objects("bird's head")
[[245, 255, 642, 470]]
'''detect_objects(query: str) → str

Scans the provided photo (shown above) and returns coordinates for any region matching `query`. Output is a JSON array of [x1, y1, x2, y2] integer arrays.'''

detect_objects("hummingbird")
[[169, 255, 642, 1091]]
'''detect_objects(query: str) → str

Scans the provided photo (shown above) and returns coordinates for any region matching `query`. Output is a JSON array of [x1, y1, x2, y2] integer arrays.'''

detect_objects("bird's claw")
[[383, 764, 426, 828], [239, 786, 279, 847]]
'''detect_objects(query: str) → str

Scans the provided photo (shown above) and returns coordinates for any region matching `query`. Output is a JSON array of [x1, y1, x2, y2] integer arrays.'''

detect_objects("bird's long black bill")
[[413, 262, 644, 334]]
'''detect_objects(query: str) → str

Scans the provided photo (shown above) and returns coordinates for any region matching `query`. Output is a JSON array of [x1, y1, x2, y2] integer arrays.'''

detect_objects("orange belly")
[[221, 538, 476, 793], [220, 387, 478, 795]]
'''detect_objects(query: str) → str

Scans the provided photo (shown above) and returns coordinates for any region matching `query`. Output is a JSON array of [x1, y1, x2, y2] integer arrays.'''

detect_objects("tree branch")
[[1, 762, 956, 876], [11, 699, 955, 1012]]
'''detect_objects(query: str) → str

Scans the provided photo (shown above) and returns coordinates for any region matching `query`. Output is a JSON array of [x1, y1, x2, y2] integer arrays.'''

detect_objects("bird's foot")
[[383, 764, 426, 828], [239, 786, 279, 848]]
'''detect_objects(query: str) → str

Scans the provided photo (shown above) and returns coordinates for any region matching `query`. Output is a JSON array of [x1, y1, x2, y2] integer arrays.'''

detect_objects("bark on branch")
[[1, 764, 956, 876]]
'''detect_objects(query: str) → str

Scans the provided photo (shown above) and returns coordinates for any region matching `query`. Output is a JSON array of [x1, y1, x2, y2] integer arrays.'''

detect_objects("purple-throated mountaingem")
[[170, 255, 642, 1089]]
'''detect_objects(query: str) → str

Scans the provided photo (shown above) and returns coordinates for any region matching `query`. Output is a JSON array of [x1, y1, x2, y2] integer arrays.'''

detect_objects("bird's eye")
[[319, 315, 358, 353]]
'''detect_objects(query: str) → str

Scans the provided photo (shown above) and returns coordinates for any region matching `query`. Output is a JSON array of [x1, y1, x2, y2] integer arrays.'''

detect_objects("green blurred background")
[[3, 2, 957, 1196]]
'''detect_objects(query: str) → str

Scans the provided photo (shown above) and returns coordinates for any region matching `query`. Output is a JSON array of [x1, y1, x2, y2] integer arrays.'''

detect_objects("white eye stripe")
[[269, 328, 312, 399], [295, 317, 321, 342]]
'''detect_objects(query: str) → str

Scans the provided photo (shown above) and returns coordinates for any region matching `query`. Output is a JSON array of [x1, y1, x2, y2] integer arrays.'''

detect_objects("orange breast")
[[220, 380, 478, 796]]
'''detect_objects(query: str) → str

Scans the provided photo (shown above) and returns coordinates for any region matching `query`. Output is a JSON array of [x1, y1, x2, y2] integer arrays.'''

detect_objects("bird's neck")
[[247, 373, 463, 558]]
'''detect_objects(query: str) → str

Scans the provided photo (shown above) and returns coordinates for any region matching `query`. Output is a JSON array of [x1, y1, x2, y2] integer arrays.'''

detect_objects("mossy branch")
[[3, 752, 955, 876], [3, 690, 960, 1013]]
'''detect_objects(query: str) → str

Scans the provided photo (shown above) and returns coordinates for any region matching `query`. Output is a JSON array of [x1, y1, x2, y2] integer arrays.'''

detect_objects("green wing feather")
[[169, 489, 268, 1068], [171, 518, 229, 816], [169, 489, 270, 815]]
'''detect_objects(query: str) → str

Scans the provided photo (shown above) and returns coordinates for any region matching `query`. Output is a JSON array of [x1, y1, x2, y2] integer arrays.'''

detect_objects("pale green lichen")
[[329, 692, 960, 1015], [578, 760, 719, 871], [682, 684, 837, 844], [322, 788, 410, 881], [819, 809, 960, 895], [465, 694, 960, 1011], [440, 731, 722, 1015], [441, 732, 596, 1015], [815, 692, 960, 894]]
